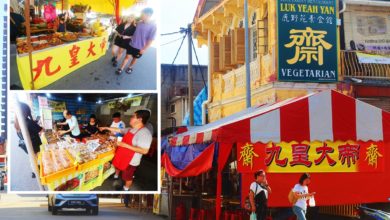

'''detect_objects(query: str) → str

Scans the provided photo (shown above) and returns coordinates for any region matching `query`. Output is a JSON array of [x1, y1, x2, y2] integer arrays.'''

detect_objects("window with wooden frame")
[[231, 28, 245, 65], [219, 32, 232, 71], [211, 41, 221, 73]]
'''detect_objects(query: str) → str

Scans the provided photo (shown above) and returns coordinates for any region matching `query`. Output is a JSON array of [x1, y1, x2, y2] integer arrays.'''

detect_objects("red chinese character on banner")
[[290, 144, 312, 167], [87, 41, 96, 57], [68, 44, 81, 68], [314, 143, 336, 166], [265, 143, 288, 167], [100, 38, 106, 52], [338, 143, 360, 167], [32, 57, 61, 81]]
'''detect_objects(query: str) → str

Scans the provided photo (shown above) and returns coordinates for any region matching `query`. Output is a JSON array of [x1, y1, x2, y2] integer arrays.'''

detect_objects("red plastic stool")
[[175, 203, 186, 220], [190, 208, 199, 220]]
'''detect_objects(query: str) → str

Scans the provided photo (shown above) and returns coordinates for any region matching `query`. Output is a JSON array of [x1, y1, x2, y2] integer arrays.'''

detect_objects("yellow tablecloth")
[[17, 35, 108, 90]]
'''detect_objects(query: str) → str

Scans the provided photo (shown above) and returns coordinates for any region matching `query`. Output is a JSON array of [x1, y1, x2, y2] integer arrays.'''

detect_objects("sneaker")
[[125, 67, 133, 74], [111, 56, 116, 62], [115, 68, 122, 75], [113, 60, 118, 67]]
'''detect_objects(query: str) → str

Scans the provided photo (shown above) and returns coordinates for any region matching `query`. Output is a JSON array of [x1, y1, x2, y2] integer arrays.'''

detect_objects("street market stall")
[[39, 132, 116, 191], [163, 90, 390, 219], [12, 93, 157, 191], [16, 31, 108, 90], [14, 0, 141, 90]]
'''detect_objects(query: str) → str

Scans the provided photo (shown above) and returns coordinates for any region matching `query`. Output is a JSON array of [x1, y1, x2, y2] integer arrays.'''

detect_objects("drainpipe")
[[340, 0, 347, 14], [201, 30, 212, 125]]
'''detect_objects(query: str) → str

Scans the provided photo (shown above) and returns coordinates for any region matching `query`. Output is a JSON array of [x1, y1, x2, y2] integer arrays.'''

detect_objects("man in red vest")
[[100, 110, 153, 191]]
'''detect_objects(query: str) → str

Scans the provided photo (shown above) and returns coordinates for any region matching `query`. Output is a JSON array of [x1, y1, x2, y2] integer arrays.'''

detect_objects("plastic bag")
[[250, 212, 257, 220], [309, 196, 316, 207], [44, 4, 57, 22]]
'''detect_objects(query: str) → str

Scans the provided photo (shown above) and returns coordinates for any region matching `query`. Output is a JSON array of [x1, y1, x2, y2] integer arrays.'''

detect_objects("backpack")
[[245, 183, 259, 211], [288, 189, 298, 205]]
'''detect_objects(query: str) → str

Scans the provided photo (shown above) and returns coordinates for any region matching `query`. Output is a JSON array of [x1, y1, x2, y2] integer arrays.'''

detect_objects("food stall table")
[[16, 33, 108, 90], [38, 132, 116, 191]]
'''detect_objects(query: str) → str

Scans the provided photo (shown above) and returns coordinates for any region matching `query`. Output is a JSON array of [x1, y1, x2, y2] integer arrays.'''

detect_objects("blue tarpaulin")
[[183, 86, 207, 126]]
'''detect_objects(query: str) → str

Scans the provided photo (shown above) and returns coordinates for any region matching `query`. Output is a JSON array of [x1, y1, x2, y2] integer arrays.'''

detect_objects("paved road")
[[9, 121, 157, 192], [10, 44, 157, 90], [0, 195, 166, 220]]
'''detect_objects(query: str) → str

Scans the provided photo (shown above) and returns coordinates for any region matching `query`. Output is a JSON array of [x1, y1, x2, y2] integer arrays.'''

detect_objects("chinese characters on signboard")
[[277, 0, 338, 82], [237, 141, 385, 173], [16, 36, 108, 90]]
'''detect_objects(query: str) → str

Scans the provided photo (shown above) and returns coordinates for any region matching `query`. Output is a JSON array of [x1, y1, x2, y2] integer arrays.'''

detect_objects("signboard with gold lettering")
[[237, 141, 385, 173], [277, 0, 338, 82]]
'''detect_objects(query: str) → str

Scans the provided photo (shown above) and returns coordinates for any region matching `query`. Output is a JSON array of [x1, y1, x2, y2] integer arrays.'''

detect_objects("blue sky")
[[160, 0, 209, 65]]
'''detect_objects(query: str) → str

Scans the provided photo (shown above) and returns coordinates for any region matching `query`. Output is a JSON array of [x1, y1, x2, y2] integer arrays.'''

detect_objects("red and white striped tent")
[[166, 90, 390, 218], [170, 89, 390, 146]]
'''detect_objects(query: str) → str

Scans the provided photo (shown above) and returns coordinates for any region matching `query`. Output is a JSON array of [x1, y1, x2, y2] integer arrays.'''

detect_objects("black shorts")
[[126, 46, 142, 59], [114, 37, 131, 50]]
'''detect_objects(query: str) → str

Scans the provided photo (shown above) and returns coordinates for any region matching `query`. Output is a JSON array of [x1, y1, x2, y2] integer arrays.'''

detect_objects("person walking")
[[111, 15, 137, 67], [115, 8, 156, 75], [291, 173, 316, 220], [249, 170, 272, 220]]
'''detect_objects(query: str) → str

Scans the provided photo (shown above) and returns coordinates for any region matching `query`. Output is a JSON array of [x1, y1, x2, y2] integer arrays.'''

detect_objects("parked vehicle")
[[48, 194, 99, 215], [356, 206, 390, 220]]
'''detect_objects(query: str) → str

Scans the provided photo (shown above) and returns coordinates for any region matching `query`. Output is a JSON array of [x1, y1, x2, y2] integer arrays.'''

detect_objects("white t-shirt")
[[66, 116, 80, 136], [145, 122, 154, 135], [292, 184, 309, 210], [121, 127, 152, 166], [250, 182, 268, 199], [110, 121, 125, 136]]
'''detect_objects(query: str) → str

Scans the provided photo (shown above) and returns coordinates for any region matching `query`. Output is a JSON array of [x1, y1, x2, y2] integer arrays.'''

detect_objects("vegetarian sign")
[[277, 0, 338, 82], [237, 141, 385, 173]]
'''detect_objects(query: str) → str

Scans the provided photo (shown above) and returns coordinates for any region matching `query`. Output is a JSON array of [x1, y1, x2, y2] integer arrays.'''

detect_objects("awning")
[[171, 90, 390, 146], [162, 143, 215, 178]]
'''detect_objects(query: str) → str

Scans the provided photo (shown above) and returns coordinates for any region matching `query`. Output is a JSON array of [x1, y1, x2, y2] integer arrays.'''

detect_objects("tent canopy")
[[171, 90, 390, 146], [165, 90, 390, 211]]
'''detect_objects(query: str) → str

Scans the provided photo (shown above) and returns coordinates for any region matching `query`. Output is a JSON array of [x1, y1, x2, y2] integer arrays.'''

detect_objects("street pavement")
[[10, 44, 157, 90], [9, 122, 158, 192], [0, 194, 166, 220]]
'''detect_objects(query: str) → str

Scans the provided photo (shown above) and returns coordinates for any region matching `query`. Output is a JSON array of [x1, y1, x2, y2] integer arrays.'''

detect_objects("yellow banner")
[[17, 36, 108, 90], [237, 141, 385, 173], [57, 0, 137, 15], [48, 100, 67, 112]]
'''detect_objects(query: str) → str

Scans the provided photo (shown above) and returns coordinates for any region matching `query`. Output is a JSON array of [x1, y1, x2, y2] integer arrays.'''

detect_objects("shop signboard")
[[48, 100, 67, 112], [17, 36, 108, 90], [277, 0, 338, 82], [237, 141, 385, 173]]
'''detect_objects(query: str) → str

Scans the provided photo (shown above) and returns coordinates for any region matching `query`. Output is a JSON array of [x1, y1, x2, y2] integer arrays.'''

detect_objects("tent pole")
[[179, 178, 182, 195], [168, 176, 173, 220], [25, 0, 35, 90]]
